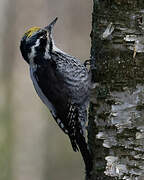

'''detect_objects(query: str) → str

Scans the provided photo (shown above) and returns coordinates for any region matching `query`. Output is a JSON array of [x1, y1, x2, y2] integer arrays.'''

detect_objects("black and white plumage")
[[20, 18, 92, 177]]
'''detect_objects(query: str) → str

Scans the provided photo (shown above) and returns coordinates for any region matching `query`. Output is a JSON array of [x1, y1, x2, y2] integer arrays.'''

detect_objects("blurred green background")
[[0, 0, 91, 179]]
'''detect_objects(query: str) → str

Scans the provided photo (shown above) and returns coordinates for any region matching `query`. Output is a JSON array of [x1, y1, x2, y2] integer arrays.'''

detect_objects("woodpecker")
[[20, 17, 92, 177]]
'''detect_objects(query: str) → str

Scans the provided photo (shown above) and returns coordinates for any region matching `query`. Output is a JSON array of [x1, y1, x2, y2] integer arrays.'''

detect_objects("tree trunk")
[[88, 1, 144, 179]]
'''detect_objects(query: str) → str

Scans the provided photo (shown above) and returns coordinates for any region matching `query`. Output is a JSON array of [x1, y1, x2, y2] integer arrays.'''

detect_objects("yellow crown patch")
[[24, 27, 41, 38]]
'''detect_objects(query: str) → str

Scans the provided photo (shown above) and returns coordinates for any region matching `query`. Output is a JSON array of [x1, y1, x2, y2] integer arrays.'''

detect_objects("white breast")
[[30, 66, 56, 117]]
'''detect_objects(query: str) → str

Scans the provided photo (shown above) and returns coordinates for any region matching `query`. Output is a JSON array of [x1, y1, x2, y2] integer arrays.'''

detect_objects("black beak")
[[44, 17, 58, 32]]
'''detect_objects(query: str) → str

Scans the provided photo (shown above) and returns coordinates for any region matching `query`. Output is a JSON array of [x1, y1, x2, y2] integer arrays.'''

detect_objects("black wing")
[[32, 61, 92, 176], [33, 61, 80, 150]]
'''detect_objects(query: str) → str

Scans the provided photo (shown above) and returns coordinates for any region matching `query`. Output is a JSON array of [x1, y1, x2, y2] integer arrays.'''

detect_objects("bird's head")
[[20, 17, 58, 64]]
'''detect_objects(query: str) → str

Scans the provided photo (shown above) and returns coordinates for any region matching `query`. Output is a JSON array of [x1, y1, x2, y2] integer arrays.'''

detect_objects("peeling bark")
[[88, 1, 144, 179]]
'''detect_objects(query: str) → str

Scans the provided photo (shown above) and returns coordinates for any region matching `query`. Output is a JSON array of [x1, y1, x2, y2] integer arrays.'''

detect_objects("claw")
[[84, 59, 91, 67]]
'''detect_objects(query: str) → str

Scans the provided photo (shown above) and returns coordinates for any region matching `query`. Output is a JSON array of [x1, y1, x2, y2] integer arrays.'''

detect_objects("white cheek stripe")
[[30, 66, 56, 117], [28, 39, 40, 64]]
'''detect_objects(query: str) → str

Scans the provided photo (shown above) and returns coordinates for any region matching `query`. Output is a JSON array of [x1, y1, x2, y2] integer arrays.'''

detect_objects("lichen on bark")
[[88, 1, 144, 179]]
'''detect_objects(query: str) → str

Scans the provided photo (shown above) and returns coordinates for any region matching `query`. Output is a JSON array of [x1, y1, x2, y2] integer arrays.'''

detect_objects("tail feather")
[[76, 131, 93, 178], [69, 135, 79, 152], [67, 104, 92, 177], [69, 133, 92, 178], [77, 107, 93, 177]]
